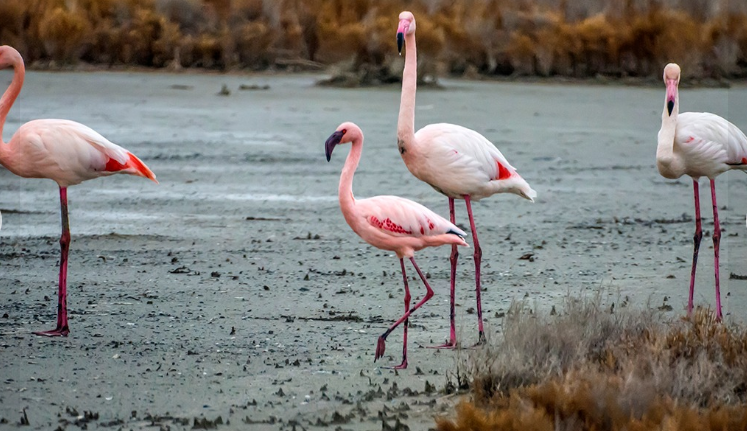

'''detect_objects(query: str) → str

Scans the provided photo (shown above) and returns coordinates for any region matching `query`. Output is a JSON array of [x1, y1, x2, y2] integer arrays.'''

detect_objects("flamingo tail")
[[105, 152, 158, 183]]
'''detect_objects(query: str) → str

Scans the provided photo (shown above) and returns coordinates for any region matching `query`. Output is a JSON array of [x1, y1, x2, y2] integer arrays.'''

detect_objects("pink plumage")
[[657, 63, 747, 321], [326, 121, 468, 369], [395, 11, 535, 348], [0, 45, 157, 337]]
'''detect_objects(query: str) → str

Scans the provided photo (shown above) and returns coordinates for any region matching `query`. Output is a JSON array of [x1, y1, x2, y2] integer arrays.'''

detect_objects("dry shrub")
[[38, 6, 91, 62], [1, 0, 746, 78], [437, 295, 747, 431]]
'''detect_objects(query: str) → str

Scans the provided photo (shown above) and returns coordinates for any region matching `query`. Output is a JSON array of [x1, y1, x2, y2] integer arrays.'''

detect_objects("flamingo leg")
[[709, 179, 723, 321], [429, 198, 458, 349], [464, 195, 485, 345], [34, 186, 70, 337], [375, 257, 434, 368], [383, 259, 411, 369], [687, 179, 703, 317]]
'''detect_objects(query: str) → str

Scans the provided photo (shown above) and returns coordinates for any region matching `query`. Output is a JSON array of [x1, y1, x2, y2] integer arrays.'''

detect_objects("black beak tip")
[[397, 32, 404, 54], [667, 100, 674, 116], [325, 130, 344, 162]]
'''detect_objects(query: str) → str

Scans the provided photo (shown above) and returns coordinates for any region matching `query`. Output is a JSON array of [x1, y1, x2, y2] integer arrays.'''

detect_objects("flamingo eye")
[[341, 129, 347, 134]]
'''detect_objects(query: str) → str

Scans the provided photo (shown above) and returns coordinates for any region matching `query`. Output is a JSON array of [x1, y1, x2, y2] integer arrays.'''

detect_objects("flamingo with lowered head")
[[395, 12, 536, 346], [325, 122, 468, 369], [0, 45, 158, 336], [657, 63, 747, 321]]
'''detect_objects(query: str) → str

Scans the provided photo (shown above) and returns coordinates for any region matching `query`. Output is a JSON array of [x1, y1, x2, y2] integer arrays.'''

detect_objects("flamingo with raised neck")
[[395, 11, 536, 347], [0, 45, 158, 336], [656, 62, 747, 321]]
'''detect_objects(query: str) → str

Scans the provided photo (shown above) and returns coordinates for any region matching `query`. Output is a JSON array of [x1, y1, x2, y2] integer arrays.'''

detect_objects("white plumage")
[[408, 123, 537, 201], [656, 62, 747, 322]]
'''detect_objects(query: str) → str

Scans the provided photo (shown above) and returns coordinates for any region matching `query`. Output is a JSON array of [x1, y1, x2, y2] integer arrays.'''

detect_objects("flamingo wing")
[[9, 119, 156, 185], [415, 123, 516, 181], [357, 195, 466, 238], [678, 113, 747, 168]]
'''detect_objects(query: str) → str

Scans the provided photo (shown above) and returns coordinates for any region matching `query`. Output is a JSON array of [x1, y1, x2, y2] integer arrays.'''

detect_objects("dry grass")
[[436, 294, 747, 431], [1, 0, 746, 79]]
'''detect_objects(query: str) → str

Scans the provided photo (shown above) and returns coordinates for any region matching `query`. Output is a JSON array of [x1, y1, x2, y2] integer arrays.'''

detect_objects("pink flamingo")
[[657, 63, 747, 321], [0, 45, 158, 336], [395, 12, 536, 347], [325, 122, 468, 369]]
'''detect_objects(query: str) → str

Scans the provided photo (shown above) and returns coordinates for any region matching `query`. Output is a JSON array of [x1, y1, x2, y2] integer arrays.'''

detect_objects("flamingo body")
[[657, 112, 747, 180], [406, 123, 536, 201], [326, 121, 467, 369], [0, 45, 157, 336], [346, 195, 467, 259], [657, 63, 747, 321], [3, 119, 156, 187]]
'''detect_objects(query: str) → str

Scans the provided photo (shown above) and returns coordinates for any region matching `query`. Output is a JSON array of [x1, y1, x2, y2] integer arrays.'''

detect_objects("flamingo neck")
[[339, 136, 362, 216], [0, 57, 24, 148], [657, 89, 680, 177], [397, 31, 417, 154]]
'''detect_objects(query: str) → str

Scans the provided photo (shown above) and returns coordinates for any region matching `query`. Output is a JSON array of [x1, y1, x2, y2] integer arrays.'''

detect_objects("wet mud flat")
[[0, 71, 746, 430]]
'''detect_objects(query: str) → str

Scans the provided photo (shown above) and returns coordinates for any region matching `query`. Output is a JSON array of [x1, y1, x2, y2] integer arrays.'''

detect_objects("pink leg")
[[429, 198, 458, 349], [464, 196, 485, 345], [389, 259, 411, 369], [687, 179, 703, 317], [375, 257, 435, 368], [34, 187, 70, 337], [709, 179, 723, 321]]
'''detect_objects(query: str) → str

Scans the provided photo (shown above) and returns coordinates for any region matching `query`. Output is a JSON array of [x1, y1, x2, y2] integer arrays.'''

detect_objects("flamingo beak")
[[325, 130, 344, 162], [665, 79, 677, 116], [396, 20, 409, 54]]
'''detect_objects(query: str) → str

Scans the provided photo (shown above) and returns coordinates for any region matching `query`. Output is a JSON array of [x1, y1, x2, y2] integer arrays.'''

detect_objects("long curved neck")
[[657, 87, 682, 178], [397, 32, 417, 151], [0, 58, 24, 147], [339, 137, 362, 216]]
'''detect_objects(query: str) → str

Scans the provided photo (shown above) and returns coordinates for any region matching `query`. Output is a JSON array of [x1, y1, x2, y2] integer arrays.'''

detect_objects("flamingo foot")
[[375, 335, 387, 362], [471, 331, 486, 348], [382, 360, 408, 370], [427, 340, 458, 350], [33, 326, 69, 337]]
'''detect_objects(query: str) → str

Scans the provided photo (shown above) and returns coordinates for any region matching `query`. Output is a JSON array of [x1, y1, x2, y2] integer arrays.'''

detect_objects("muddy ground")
[[1, 71, 746, 430]]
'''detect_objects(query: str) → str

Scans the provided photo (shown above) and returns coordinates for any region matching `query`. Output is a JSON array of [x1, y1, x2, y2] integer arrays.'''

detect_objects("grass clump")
[[437, 295, 747, 431]]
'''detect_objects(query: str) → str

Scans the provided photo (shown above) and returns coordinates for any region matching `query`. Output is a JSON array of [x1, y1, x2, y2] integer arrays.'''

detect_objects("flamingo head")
[[325, 122, 360, 162], [396, 11, 416, 54], [0, 46, 22, 70], [663, 63, 680, 116]]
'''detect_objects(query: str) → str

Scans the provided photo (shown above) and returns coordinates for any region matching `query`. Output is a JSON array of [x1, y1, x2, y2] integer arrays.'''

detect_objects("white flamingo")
[[657, 63, 747, 321], [395, 11, 536, 346], [0, 45, 158, 336]]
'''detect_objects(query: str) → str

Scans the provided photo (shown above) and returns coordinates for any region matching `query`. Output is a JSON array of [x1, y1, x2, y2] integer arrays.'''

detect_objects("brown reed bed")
[[1, 0, 746, 81], [436, 295, 747, 431]]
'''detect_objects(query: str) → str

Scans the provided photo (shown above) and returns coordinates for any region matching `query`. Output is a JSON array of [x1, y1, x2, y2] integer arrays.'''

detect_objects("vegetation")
[[437, 296, 747, 431], [1, 0, 746, 80]]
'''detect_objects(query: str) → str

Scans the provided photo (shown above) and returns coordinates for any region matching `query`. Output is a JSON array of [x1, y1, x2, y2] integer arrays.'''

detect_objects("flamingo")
[[0, 45, 158, 336], [325, 122, 469, 369], [657, 63, 747, 321], [395, 12, 536, 347]]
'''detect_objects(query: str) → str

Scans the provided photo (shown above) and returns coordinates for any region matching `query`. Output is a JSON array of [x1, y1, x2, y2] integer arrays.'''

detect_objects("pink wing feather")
[[357, 195, 466, 238]]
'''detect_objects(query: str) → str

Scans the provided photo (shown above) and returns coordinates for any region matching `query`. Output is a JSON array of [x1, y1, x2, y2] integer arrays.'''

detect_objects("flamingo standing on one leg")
[[325, 122, 468, 369], [0, 45, 158, 336], [657, 63, 747, 321], [394, 12, 536, 347]]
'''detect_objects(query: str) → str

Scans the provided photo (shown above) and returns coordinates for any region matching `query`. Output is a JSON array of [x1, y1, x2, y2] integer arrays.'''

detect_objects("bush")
[[2, 0, 746, 79], [436, 295, 747, 431]]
